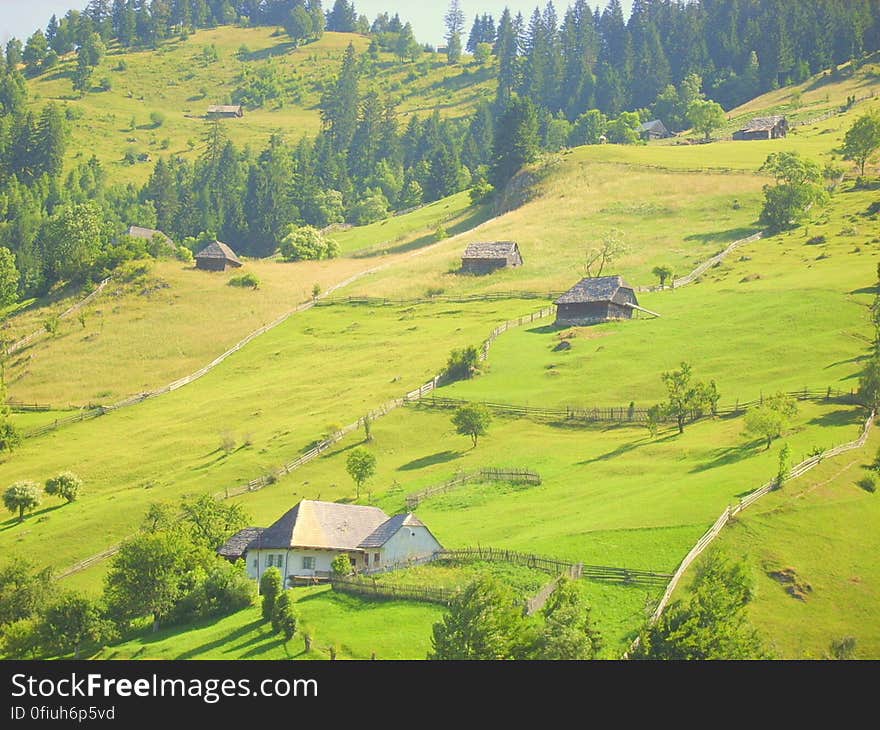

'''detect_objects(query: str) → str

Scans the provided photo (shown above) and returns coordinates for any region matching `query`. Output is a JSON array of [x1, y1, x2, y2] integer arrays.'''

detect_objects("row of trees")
[[3, 472, 82, 522]]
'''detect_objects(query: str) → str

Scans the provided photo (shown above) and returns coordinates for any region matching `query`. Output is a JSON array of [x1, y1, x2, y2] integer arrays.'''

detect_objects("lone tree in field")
[[633, 549, 771, 659], [743, 393, 798, 450], [44, 472, 82, 504], [652, 362, 718, 434], [3, 481, 41, 522], [840, 112, 880, 177], [759, 151, 828, 232], [452, 403, 491, 448], [584, 228, 627, 278], [687, 99, 726, 141], [346, 447, 376, 499], [652, 265, 674, 289]]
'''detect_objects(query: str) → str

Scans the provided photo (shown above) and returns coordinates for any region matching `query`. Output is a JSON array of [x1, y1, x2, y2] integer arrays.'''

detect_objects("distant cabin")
[[219, 499, 443, 583], [195, 240, 243, 271], [638, 119, 672, 140], [555, 275, 639, 326], [460, 241, 523, 274], [206, 105, 244, 118], [732, 115, 788, 141], [126, 225, 172, 245]]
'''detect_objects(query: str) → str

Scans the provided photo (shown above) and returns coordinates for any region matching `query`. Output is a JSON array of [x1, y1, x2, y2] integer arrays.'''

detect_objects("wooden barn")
[[195, 240, 243, 271], [460, 241, 523, 274], [207, 105, 244, 118], [732, 115, 788, 140], [638, 119, 672, 140], [555, 275, 639, 326]]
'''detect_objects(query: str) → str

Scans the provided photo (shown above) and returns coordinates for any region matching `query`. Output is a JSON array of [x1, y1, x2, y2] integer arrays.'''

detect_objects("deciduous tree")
[[3, 481, 41, 522], [346, 447, 376, 499], [452, 403, 491, 448]]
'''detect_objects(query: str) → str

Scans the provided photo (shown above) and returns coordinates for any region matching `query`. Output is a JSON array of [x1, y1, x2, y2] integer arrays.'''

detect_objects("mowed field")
[[25, 28, 495, 186], [2, 63, 879, 659]]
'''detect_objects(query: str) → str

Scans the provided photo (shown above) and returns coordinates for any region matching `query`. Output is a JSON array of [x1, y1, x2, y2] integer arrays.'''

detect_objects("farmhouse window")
[[302, 556, 316, 570], [374, 553, 380, 564]]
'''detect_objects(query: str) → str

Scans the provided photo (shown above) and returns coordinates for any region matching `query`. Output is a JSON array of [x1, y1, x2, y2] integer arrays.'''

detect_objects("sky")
[[0, 0, 633, 47]]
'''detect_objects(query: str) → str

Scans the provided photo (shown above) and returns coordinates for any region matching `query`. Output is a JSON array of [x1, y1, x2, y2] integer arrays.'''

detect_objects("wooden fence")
[[405, 467, 541, 509], [330, 576, 455, 605], [636, 232, 764, 293], [435, 547, 671, 587], [5, 277, 112, 356], [417, 388, 858, 428], [640, 410, 875, 642], [523, 576, 563, 616], [479, 307, 555, 361], [316, 292, 562, 308]]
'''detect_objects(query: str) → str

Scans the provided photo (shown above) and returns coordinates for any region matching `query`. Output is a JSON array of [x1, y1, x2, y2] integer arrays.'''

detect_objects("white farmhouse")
[[218, 499, 443, 585]]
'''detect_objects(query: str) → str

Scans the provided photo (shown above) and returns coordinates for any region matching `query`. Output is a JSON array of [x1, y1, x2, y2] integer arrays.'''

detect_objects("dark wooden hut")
[[207, 105, 244, 118], [732, 115, 788, 140], [555, 275, 638, 326], [638, 119, 672, 140], [460, 241, 523, 274], [195, 240, 243, 271]]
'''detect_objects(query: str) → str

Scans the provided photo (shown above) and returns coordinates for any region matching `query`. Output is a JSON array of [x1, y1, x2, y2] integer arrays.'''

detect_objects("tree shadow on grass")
[[683, 225, 762, 245], [244, 42, 298, 62], [807, 408, 862, 429], [171, 618, 265, 659], [398, 450, 463, 471], [578, 432, 677, 465], [0, 503, 66, 533], [523, 324, 563, 335], [690, 443, 761, 473]]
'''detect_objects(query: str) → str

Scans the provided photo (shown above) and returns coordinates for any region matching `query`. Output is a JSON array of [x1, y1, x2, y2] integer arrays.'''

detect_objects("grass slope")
[[25, 29, 495, 186]]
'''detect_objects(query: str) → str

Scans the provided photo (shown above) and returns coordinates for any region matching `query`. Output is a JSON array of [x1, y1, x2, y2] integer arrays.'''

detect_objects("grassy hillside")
[[25, 28, 495, 186], [3, 59, 880, 660]]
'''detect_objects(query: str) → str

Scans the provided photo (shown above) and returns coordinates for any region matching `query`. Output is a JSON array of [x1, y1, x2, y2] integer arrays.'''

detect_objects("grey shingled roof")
[[740, 115, 786, 132], [252, 500, 390, 552], [638, 119, 668, 134], [555, 275, 633, 305], [127, 225, 171, 243], [195, 240, 242, 264], [462, 241, 519, 260], [218, 527, 265, 560], [207, 105, 243, 114], [359, 513, 425, 548]]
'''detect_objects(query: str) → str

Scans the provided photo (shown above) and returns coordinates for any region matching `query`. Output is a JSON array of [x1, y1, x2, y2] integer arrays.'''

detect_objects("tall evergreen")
[[320, 43, 359, 154]]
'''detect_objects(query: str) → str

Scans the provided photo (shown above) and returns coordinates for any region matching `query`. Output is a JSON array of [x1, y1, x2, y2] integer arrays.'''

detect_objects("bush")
[[331, 554, 352, 577], [271, 591, 297, 642], [279, 226, 338, 262], [149, 111, 165, 128], [228, 273, 260, 289], [857, 474, 876, 493], [443, 346, 479, 381]]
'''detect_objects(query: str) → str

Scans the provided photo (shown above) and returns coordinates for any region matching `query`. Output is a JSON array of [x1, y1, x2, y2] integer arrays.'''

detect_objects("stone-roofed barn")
[[638, 119, 672, 140], [220, 500, 442, 584], [460, 241, 523, 274], [195, 240, 243, 271], [732, 115, 788, 141], [207, 105, 244, 118], [555, 275, 639, 326]]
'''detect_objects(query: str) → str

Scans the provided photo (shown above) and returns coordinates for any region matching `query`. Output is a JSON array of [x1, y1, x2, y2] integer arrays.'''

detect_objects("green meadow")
[[2, 57, 879, 659]]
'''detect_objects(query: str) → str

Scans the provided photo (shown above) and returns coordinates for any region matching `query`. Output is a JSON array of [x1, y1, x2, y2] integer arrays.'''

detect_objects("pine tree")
[[444, 0, 466, 65], [490, 95, 539, 189], [320, 43, 359, 153], [34, 103, 66, 178]]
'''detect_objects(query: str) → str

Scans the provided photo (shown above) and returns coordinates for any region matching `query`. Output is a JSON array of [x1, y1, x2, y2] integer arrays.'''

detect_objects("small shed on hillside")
[[195, 240, 243, 271], [638, 119, 672, 140], [460, 241, 523, 274], [207, 105, 244, 118], [733, 115, 788, 140], [127, 225, 172, 245], [555, 275, 638, 326]]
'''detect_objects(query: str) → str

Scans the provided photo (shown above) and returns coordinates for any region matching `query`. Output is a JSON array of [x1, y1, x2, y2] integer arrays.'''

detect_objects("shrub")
[[271, 591, 297, 642], [228, 273, 260, 289], [280, 226, 338, 261], [331, 554, 352, 577], [806, 235, 827, 245], [443, 346, 479, 381], [426, 287, 444, 298], [149, 111, 165, 128], [857, 474, 876, 493], [259, 567, 282, 621]]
